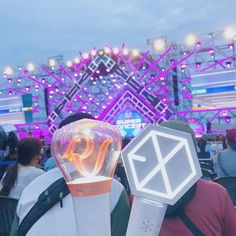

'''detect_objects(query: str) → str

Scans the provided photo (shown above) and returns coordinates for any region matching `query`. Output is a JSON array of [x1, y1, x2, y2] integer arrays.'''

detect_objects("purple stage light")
[[226, 61, 232, 68], [196, 42, 201, 47]]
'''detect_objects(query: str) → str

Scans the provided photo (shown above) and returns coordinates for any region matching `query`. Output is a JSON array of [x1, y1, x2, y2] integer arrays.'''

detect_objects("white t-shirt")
[[1, 164, 44, 199], [17, 167, 124, 236]]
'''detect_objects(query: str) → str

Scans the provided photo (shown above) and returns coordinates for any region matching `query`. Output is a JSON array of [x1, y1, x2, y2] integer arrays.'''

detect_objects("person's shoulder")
[[197, 179, 228, 196], [20, 167, 63, 199], [111, 178, 125, 195]]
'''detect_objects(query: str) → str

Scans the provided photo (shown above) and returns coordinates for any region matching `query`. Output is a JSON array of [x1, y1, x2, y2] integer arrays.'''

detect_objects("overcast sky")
[[0, 0, 236, 71]]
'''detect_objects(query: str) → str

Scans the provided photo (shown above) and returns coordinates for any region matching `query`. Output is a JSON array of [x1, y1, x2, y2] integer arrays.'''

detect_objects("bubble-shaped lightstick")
[[51, 119, 122, 236]]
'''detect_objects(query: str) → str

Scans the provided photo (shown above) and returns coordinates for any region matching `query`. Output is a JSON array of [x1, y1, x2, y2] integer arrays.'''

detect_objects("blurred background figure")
[[197, 137, 211, 160], [206, 119, 212, 133], [0, 137, 44, 199], [214, 129, 236, 177]]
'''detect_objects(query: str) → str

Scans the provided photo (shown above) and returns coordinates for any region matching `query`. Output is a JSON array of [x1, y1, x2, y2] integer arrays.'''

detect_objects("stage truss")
[[1, 32, 236, 138]]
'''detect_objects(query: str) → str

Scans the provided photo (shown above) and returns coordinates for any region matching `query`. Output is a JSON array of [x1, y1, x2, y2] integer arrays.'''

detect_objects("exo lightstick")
[[122, 124, 202, 236], [51, 119, 122, 236]]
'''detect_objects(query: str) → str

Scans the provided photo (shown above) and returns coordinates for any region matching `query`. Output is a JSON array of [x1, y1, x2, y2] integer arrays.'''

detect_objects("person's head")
[[58, 113, 95, 129], [44, 113, 95, 172], [160, 120, 197, 150], [7, 131, 18, 156], [0, 129, 7, 151], [159, 120, 198, 217], [197, 137, 207, 153], [219, 134, 227, 150], [17, 137, 43, 166], [226, 129, 236, 150], [0, 137, 43, 196]]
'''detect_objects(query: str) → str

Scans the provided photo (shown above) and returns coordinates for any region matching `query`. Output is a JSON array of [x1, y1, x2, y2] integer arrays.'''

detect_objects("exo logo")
[[122, 124, 202, 205]]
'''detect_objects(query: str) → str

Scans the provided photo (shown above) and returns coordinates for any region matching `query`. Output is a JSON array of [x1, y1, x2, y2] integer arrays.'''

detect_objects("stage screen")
[[115, 108, 146, 137], [0, 94, 33, 125], [191, 69, 236, 109]]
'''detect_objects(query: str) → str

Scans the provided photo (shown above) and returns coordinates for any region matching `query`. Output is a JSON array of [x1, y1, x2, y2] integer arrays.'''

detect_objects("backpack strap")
[[18, 177, 70, 236], [179, 211, 204, 236], [218, 152, 229, 176]]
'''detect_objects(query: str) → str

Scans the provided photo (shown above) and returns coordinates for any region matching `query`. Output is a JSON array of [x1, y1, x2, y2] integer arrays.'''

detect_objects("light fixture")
[[122, 48, 129, 55], [74, 57, 80, 64], [113, 47, 119, 54], [66, 60, 73, 67], [4, 66, 14, 76], [132, 49, 139, 57], [186, 34, 197, 46], [27, 63, 35, 72], [48, 59, 56, 67], [224, 27, 235, 40], [152, 38, 166, 52], [51, 119, 122, 236]]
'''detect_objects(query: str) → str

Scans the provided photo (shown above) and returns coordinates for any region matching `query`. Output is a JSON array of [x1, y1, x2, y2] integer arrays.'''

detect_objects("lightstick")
[[122, 124, 202, 236], [51, 119, 122, 236]]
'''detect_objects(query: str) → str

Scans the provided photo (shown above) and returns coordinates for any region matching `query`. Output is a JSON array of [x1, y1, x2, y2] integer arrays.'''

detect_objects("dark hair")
[[0, 129, 7, 151], [7, 131, 18, 156], [0, 137, 42, 196], [58, 113, 95, 129], [197, 137, 207, 153]]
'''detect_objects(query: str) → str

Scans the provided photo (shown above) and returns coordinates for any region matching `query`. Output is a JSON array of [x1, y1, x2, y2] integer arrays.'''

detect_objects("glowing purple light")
[[196, 62, 201, 68], [25, 86, 30, 91], [8, 91, 12, 96], [208, 49, 214, 54], [170, 59, 175, 65], [8, 79, 12, 83], [196, 42, 201, 47], [55, 87, 59, 92], [226, 61, 232, 68], [24, 70, 28, 76], [41, 78, 46, 83]]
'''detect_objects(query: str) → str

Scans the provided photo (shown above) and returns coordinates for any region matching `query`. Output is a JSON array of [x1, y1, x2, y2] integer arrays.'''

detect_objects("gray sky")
[[0, 0, 236, 71]]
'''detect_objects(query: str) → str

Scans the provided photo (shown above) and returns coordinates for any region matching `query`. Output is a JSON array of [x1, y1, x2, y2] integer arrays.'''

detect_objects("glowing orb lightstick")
[[51, 119, 122, 236], [122, 124, 202, 236]]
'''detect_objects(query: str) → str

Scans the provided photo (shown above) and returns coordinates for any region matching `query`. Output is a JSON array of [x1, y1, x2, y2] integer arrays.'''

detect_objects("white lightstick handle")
[[126, 196, 167, 236], [72, 192, 110, 236]]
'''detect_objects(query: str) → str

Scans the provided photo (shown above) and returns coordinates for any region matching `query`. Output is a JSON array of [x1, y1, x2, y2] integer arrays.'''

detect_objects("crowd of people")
[[0, 113, 236, 235]]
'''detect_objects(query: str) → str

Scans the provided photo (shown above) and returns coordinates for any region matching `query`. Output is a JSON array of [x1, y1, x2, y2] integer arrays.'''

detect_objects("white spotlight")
[[224, 27, 235, 40], [66, 60, 73, 67], [186, 34, 197, 46], [91, 49, 97, 56], [113, 47, 119, 54], [82, 52, 89, 59], [123, 48, 129, 55], [152, 38, 166, 51], [104, 47, 111, 54], [132, 49, 139, 57], [49, 59, 56, 67], [74, 57, 80, 64], [27, 63, 35, 72], [4, 66, 13, 76]]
